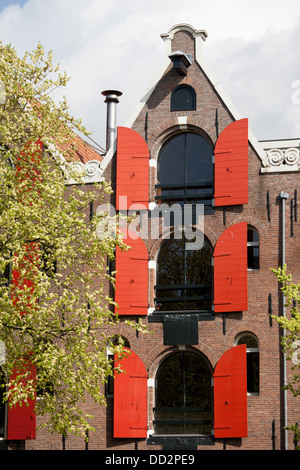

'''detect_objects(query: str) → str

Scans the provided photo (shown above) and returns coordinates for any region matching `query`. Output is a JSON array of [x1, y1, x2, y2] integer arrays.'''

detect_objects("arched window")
[[154, 351, 212, 435], [247, 226, 259, 269], [171, 85, 196, 111], [156, 132, 213, 208], [155, 234, 213, 312], [236, 333, 259, 394]]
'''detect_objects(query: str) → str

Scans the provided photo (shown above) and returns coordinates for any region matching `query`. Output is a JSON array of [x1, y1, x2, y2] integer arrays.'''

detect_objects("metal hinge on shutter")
[[129, 426, 148, 430], [213, 302, 231, 306], [213, 373, 231, 378], [213, 252, 231, 258], [130, 375, 148, 378], [214, 426, 231, 430]]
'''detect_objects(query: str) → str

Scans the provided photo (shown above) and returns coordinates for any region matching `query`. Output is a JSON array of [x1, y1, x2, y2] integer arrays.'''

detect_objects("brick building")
[[10, 23, 300, 451], [98, 23, 300, 451]]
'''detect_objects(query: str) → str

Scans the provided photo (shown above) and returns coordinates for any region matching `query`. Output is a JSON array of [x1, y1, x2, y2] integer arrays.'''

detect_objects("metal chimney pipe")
[[101, 90, 122, 153]]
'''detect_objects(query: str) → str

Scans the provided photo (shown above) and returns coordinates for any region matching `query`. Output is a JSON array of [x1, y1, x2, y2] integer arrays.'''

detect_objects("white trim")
[[178, 116, 188, 129], [149, 158, 157, 168], [148, 378, 155, 387], [99, 144, 115, 175], [149, 201, 157, 211], [149, 260, 156, 269]]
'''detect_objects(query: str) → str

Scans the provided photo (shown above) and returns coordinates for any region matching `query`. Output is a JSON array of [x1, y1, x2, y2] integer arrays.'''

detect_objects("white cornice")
[[260, 139, 300, 173]]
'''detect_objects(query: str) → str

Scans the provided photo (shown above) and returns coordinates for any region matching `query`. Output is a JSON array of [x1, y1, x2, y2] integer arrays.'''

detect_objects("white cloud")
[[0, 0, 300, 146]]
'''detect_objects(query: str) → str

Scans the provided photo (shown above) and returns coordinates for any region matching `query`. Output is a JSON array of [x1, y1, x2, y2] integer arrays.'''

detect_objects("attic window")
[[171, 85, 196, 111]]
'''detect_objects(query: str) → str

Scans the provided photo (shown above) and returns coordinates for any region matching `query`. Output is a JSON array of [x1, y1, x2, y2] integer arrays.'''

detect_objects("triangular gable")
[[123, 23, 266, 169]]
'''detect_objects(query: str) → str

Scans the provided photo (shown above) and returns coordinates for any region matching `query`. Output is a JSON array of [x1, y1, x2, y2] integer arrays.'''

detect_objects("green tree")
[[271, 264, 300, 448], [0, 42, 139, 438]]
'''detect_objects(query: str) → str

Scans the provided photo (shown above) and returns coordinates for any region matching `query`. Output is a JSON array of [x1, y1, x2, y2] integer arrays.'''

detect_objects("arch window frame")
[[235, 332, 260, 395], [170, 84, 196, 111], [155, 233, 213, 314], [154, 350, 213, 436], [155, 131, 214, 209], [247, 225, 260, 270]]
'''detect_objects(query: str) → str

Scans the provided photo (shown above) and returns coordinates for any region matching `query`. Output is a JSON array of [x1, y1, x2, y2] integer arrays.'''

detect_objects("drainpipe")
[[101, 90, 122, 153], [279, 190, 289, 450]]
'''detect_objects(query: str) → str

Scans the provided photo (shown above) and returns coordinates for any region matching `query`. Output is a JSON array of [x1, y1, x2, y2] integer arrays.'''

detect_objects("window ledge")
[[147, 434, 215, 448], [148, 311, 214, 323]]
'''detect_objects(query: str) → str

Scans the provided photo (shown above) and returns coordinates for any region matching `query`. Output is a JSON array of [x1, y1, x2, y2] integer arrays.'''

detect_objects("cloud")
[[0, 0, 300, 146], [206, 16, 300, 139]]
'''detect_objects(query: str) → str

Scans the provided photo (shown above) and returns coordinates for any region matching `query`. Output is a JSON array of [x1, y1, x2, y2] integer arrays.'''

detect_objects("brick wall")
[[28, 26, 300, 451]]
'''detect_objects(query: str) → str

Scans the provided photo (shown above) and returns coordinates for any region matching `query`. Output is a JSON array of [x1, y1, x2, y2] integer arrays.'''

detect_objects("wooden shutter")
[[213, 222, 247, 313], [116, 127, 149, 210], [114, 348, 148, 438], [214, 118, 248, 206], [7, 363, 36, 440], [114, 229, 148, 316], [213, 344, 247, 438]]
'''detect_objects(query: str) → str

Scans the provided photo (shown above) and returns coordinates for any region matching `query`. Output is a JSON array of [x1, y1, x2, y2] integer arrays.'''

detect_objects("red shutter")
[[114, 348, 148, 438], [214, 118, 248, 206], [213, 344, 247, 438], [116, 127, 149, 210], [114, 229, 148, 316], [214, 222, 247, 312], [7, 363, 36, 440]]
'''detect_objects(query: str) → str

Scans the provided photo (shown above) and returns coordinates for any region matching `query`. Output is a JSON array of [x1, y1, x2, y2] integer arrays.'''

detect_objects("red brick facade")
[[25, 24, 300, 451]]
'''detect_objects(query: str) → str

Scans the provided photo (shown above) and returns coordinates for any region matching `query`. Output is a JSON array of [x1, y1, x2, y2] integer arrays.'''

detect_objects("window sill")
[[147, 434, 215, 448], [148, 311, 214, 322]]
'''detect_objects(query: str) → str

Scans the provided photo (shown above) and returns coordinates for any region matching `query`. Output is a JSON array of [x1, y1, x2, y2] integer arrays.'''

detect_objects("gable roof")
[[125, 23, 266, 165]]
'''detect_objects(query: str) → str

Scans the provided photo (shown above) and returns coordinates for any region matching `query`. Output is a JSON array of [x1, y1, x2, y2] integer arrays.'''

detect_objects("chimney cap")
[[101, 90, 122, 103]]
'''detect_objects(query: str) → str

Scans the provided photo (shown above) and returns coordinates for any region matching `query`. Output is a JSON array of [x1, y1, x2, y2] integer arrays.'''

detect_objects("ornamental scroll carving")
[[264, 147, 300, 171], [65, 160, 104, 184]]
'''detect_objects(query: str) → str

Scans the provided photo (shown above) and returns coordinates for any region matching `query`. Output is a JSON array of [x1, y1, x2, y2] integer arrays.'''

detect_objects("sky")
[[0, 0, 300, 151]]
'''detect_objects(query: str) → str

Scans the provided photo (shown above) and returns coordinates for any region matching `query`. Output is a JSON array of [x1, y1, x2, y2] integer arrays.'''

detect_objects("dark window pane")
[[158, 134, 185, 186], [186, 134, 212, 184], [185, 240, 212, 285], [247, 227, 259, 243], [247, 245, 259, 269], [171, 85, 196, 111], [247, 227, 260, 269], [237, 335, 258, 349], [157, 132, 213, 206], [155, 352, 212, 435], [155, 236, 212, 312], [156, 238, 185, 287], [237, 334, 259, 394], [247, 352, 259, 393]]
